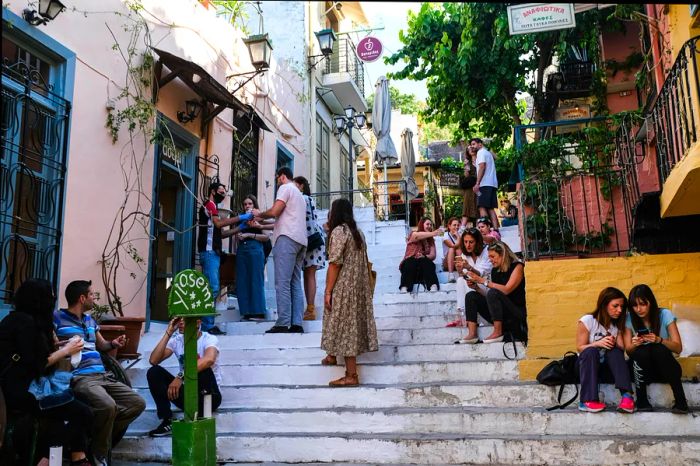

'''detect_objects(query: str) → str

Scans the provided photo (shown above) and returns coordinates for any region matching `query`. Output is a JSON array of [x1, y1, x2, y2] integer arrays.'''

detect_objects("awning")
[[152, 47, 248, 129]]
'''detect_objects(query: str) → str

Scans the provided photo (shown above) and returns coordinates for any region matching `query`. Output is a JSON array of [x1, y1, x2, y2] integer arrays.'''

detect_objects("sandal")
[[329, 372, 359, 387], [321, 355, 337, 366], [446, 319, 466, 328]]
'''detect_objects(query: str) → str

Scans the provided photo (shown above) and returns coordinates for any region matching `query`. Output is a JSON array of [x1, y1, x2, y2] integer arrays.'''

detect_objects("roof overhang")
[[152, 47, 249, 133]]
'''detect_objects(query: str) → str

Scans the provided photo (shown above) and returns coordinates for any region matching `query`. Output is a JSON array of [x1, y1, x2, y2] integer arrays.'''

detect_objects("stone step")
[[132, 381, 700, 411], [126, 359, 519, 387], [139, 326, 492, 351], [115, 434, 700, 464], [132, 341, 523, 369], [221, 314, 462, 335], [127, 407, 700, 437]]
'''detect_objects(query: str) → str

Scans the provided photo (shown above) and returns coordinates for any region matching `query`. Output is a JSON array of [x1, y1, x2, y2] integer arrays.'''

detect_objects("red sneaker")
[[618, 394, 635, 413], [578, 401, 606, 413]]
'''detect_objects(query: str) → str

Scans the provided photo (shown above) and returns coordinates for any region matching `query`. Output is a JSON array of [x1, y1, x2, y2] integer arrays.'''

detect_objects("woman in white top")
[[576, 287, 634, 413], [623, 284, 687, 413], [442, 217, 460, 283], [447, 228, 492, 330]]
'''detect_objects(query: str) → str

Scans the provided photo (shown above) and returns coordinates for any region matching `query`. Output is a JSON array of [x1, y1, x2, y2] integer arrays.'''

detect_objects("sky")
[[359, 2, 428, 101]]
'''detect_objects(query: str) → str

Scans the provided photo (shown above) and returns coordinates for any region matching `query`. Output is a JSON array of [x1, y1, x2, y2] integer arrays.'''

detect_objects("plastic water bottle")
[[69, 335, 83, 368]]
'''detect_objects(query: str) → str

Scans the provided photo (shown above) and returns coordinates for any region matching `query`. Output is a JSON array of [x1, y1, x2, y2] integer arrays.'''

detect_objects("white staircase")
[[114, 213, 700, 465]]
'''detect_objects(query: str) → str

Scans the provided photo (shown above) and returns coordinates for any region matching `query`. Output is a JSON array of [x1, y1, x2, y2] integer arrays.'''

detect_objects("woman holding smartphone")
[[576, 287, 634, 413], [623, 284, 688, 413]]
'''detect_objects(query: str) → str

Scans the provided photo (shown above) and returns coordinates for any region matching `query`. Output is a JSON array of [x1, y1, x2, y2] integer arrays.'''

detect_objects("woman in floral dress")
[[321, 198, 378, 387], [293, 176, 327, 321]]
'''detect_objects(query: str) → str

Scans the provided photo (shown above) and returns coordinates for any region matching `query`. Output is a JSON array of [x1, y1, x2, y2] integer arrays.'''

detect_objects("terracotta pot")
[[102, 316, 145, 358], [98, 324, 126, 359]]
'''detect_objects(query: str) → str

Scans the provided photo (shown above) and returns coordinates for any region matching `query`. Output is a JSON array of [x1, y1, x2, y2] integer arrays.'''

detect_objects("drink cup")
[[69, 335, 83, 368]]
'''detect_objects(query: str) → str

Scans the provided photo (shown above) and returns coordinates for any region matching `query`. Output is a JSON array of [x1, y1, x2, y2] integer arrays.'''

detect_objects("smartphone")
[[637, 328, 650, 336]]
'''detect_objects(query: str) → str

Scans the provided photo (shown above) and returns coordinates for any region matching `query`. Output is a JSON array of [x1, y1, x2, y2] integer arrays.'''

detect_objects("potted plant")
[[90, 291, 144, 359]]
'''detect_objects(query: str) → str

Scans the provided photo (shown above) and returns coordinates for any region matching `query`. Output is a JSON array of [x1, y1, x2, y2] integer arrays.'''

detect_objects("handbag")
[[365, 249, 377, 296], [460, 175, 477, 189], [536, 351, 580, 410], [27, 370, 74, 410], [307, 231, 325, 251]]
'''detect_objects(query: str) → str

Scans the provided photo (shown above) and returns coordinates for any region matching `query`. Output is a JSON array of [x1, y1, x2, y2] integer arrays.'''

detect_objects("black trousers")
[[577, 347, 632, 403], [630, 343, 687, 407], [464, 288, 526, 332], [146, 365, 222, 420], [399, 257, 439, 292]]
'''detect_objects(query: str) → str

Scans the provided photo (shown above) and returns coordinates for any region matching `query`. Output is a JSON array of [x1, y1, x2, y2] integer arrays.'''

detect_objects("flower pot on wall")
[[102, 316, 145, 358], [98, 324, 126, 359]]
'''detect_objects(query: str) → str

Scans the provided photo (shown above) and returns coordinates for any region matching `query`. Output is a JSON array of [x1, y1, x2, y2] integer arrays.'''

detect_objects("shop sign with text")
[[507, 3, 576, 35], [357, 37, 383, 63]]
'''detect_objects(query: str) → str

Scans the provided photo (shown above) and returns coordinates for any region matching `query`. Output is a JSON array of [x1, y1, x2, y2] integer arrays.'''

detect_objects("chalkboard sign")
[[168, 269, 217, 318], [440, 172, 460, 187]]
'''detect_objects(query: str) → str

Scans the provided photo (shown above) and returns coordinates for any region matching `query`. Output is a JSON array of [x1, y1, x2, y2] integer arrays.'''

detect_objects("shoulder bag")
[[306, 197, 325, 251], [536, 351, 580, 410]]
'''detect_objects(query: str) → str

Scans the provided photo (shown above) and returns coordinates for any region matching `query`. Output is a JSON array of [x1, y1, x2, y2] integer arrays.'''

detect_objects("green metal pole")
[[183, 317, 198, 421]]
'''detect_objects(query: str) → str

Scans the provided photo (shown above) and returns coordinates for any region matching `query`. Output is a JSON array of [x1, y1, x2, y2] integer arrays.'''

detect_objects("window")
[[315, 117, 330, 208], [276, 141, 294, 173], [1, 33, 70, 306], [231, 116, 259, 212], [340, 145, 350, 192]]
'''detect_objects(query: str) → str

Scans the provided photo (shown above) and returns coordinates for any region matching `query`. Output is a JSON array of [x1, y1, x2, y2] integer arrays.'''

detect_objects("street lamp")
[[227, 33, 274, 93], [333, 106, 367, 205], [23, 0, 65, 26], [308, 28, 337, 72]]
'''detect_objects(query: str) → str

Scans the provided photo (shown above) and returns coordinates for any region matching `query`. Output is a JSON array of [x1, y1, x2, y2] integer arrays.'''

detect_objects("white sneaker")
[[399, 287, 408, 294], [447, 273, 457, 283], [429, 285, 438, 292]]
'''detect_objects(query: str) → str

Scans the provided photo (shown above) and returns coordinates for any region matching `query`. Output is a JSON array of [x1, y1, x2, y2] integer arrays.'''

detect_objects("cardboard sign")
[[168, 269, 217, 318]]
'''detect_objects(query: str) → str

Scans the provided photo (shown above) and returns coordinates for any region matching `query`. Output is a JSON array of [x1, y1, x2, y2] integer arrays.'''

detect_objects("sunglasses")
[[464, 228, 479, 235]]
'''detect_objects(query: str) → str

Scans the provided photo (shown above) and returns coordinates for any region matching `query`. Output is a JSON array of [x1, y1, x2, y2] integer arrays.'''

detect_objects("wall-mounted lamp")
[[23, 0, 65, 26], [227, 33, 273, 93], [177, 100, 202, 124], [308, 28, 336, 72], [332, 106, 367, 205]]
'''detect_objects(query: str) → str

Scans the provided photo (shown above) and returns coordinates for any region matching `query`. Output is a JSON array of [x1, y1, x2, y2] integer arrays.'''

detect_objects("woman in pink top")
[[477, 217, 501, 244], [399, 217, 443, 293]]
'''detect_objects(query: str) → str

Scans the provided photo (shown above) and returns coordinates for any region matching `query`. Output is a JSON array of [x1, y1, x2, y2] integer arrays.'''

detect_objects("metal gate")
[[0, 59, 70, 304]]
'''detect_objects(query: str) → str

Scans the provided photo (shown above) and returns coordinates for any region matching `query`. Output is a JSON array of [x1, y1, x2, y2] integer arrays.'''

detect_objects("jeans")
[[273, 235, 306, 327], [236, 240, 266, 316], [199, 250, 220, 331], [577, 347, 632, 403], [146, 365, 222, 420], [501, 218, 518, 227]]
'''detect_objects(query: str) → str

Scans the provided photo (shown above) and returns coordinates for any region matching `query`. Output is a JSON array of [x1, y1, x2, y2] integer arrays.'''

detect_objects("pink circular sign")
[[357, 37, 383, 63]]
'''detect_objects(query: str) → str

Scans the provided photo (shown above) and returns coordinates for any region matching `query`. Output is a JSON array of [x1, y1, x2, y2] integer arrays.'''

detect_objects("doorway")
[[149, 117, 198, 323]]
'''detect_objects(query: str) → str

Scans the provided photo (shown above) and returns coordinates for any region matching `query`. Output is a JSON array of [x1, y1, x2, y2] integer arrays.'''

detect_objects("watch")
[[176, 371, 184, 380], [484, 279, 490, 288]]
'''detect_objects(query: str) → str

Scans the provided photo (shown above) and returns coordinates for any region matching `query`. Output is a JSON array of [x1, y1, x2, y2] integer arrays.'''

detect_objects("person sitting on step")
[[623, 284, 688, 414], [576, 287, 635, 413], [499, 199, 518, 227], [461, 242, 527, 344], [399, 217, 443, 293], [441, 217, 461, 283], [449, 228, 492, 330], [146, 317, 222, 436], [476, 217, 501, 244]]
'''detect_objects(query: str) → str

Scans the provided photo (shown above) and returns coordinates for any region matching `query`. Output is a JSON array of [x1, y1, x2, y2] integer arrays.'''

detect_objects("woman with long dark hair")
[[575, 287, 634, 413], [461, 145, 479, 229], [321, 198, 378, 387], [293, 176, 326, 321], [399, 217, 442, 293], [449, 228, 492, 331], [0, 279, 94, 465], [623, 284, 688, 413], [235, 194, 269, 320]]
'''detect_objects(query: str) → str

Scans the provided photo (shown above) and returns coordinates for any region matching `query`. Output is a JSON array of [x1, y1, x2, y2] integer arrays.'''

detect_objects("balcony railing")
[[648, 36, 700, 184], [324, 37, 365, 96]]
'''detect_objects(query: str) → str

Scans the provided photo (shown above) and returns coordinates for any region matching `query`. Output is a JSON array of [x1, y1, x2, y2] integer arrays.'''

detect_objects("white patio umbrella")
[[400, 127, 418, 202], [372, 76, 398, 219]]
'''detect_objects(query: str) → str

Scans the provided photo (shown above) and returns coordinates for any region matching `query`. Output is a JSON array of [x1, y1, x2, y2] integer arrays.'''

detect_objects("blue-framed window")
[[276, 141, 294, 173], [1, 8, 75, 314]]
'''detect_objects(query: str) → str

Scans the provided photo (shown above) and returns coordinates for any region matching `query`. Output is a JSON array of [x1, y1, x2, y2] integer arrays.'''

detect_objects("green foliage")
[[366, 85, 421, 115], [605, 52, 644, 78], [386, 3, 635, 148], [442, 195, 463, 222], [211, 0, 250, 35], [439, 157, 464, 173]]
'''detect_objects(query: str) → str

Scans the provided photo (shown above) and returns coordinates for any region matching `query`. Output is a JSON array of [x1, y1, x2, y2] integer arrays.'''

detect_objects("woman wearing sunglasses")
[[462, 241, 527, 344]]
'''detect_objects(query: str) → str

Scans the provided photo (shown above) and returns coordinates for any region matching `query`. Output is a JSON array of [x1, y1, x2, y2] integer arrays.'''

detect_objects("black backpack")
[[536, 351, 580, 410]]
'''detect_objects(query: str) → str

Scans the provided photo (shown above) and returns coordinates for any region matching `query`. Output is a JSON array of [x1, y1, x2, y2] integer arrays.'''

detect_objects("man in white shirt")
[[470, 138, 500, 228], [146, 318, 222, 437], [253, 167, 308, 334]]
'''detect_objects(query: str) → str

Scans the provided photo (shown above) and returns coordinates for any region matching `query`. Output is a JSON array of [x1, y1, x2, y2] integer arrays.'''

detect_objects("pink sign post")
[[357, 36, 383, 63]]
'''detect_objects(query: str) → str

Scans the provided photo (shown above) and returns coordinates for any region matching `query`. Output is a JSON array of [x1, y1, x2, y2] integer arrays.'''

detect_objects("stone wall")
[[519, 252, 700, 379]]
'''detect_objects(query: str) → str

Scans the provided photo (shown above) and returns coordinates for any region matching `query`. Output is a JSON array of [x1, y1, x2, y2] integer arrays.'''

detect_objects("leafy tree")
[[385, 3, 637, 148], [366, 85, 421, 115]]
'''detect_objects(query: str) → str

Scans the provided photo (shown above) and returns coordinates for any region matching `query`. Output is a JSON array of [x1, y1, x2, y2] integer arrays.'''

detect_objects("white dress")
[[302, 195, 327, 269]]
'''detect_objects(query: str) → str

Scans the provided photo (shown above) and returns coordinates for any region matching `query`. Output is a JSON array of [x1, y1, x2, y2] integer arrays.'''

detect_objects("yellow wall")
[[519, 253, 700, 379]]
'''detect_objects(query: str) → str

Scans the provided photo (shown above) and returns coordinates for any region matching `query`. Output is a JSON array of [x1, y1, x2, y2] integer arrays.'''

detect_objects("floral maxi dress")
[[321, 224, 379, 357]]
